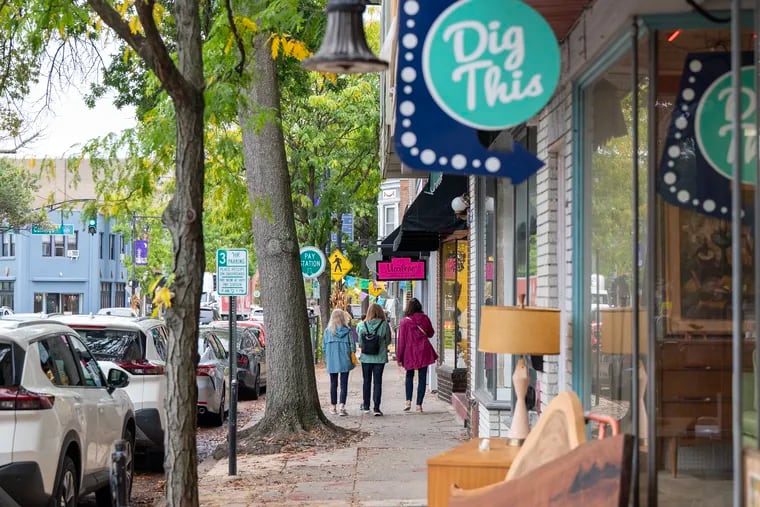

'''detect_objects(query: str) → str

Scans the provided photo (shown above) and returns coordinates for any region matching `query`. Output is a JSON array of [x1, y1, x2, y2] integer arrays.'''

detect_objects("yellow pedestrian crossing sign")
[[328, 250, 353, 281]]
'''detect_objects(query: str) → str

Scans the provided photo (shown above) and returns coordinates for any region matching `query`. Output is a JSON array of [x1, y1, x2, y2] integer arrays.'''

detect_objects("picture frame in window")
[[665, 203, 754, 334]]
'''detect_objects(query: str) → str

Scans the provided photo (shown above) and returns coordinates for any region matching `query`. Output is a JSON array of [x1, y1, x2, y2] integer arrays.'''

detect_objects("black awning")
[[380, 227, 400, 257], [394, 174, 467, 253]]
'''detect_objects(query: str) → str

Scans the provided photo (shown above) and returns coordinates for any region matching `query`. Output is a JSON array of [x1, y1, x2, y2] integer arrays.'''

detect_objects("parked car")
[[203, 323, 266, 399], [0, 319, 135, 507], [212, 319, 267, 348], [199, 305, 221, 325], [196, 331, 229, 426], [249, 307, 264, 322], [97, 307, 139, 318], [51, 314, 168, 460]]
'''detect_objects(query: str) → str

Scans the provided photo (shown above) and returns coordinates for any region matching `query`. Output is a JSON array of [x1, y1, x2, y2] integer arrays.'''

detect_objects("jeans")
[[329, 372, 349, 405], [405, 365, 428, 406], [361, 363, 385, 411]]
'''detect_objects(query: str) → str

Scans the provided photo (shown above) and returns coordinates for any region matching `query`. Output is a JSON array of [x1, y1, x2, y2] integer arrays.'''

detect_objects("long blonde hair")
[[365, 303, 386, 322], [327, 308, 349, 333]]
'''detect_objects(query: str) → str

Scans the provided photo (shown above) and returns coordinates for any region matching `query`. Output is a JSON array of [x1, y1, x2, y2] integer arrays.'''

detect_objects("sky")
[[14, 38, 137, 159], [17, 86, 136, 159]]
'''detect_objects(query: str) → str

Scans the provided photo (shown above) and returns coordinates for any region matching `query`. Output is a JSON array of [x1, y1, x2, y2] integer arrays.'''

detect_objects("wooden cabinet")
[[657, 339, 752, 438], [427, 437, 519, 507]]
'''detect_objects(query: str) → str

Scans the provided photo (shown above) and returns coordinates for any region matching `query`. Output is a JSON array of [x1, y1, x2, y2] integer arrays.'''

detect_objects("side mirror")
[[107, 368, 130, 391]]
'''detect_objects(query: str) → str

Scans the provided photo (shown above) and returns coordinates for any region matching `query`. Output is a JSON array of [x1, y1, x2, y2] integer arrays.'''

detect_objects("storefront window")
[[651, 26, 754, 502], [441, 240, 467, 369]]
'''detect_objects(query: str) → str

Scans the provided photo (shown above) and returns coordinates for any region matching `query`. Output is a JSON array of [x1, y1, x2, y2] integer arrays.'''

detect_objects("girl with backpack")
[[358, 303, 392, 416], [396, 298, 437, 412], [323, 309, 356, 416]]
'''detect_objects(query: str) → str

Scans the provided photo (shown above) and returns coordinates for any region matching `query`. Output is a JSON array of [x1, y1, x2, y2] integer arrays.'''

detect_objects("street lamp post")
[[130, 212, 163, 312]]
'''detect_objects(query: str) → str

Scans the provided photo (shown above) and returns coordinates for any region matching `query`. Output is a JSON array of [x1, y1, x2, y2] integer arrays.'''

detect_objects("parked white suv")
[[52, 315, 169, 461], [0, 320, 135, 506]]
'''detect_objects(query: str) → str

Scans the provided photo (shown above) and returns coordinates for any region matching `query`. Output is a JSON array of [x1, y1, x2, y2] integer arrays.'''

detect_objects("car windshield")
[[203, 329, 231, 352], [199, 308, 217, 323], [74, 329, 143, 361], [0, 343, 13, 386]]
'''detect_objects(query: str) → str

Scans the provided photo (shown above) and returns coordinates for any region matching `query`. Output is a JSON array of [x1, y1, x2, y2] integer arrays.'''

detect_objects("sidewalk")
[[198, 362, 467, 506]]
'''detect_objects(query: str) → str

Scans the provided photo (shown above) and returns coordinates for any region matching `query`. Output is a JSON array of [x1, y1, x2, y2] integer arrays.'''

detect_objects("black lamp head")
[[302, 0, 388, 74]]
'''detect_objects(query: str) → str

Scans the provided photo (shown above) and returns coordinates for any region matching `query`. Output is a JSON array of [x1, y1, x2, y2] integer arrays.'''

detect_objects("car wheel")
[[211, 384, 225, 427], [251, 369, 261, 400], [53, 456, 78, 507], [95, 427, 135, 506]]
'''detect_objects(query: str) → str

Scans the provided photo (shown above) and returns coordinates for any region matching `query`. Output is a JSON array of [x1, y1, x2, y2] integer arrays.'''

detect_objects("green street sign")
[[216, 248, 248, 296], [31, 224, 74, 235], [300, 246, 326, 279]]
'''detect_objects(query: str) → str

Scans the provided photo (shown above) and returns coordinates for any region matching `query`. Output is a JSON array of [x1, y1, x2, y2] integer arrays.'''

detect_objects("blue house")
[[0, 159, 129, 314]]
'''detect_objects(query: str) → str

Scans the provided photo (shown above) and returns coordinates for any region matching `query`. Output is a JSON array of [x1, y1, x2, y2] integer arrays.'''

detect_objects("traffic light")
[[87, 217, 97, 235]]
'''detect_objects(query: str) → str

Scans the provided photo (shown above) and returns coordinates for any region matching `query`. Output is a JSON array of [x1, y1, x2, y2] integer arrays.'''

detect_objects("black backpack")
[[362, 321, 382, 355]]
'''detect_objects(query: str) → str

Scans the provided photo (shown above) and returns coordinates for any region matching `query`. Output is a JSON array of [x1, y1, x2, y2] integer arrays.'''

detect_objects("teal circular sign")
[[695, 66, 757, 185], [422, 0, 560, 130], [300, 246, 326, 279]]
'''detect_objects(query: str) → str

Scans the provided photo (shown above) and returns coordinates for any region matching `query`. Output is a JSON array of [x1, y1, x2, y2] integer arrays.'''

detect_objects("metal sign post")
[[216, 248, 248, 477], [228, 296, 238, 476]]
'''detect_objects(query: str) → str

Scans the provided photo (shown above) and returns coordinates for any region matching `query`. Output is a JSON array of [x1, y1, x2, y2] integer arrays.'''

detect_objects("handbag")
[[350, 351, 360, 366], [406, 317, 429, 338]]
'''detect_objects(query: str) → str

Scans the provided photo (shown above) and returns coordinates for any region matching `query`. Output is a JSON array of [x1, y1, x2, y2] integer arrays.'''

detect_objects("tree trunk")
[[238, 32, 342, 440], [160, 1, 206, 505]]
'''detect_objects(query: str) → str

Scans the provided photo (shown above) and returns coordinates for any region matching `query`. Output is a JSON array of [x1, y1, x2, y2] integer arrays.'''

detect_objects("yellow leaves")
[[224, 34, 235, 55], [152, 3, 165, 25], [270, 34, 312, 61], [238, 16, 257, 33], [153, 287, 173, 310], [128, 16, 142, 35], [116, 0, 132, 17]]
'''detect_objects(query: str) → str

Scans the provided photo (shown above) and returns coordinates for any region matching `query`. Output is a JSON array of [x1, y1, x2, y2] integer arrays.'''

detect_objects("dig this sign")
[[376, 258, 427, 281], [394, 0, 558, 181]]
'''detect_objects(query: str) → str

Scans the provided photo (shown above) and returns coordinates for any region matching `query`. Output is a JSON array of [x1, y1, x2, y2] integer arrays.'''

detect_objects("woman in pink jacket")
[[396, 298, 438, 412]]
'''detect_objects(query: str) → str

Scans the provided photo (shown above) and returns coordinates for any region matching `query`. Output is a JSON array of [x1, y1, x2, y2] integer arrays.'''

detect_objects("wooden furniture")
[[427, 437, 520, 507], [657, 416, 694, 478], [446, 392, 632, 507], [658, 339, 733, 433], [505, 390, 586, 480], [656, 338, 754, 474], [448, 434, 634, 507]]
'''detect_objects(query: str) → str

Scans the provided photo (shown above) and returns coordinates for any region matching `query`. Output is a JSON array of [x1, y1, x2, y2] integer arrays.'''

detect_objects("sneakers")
[[330, 406, 338, 415], [360, 405, 370, 414], [373, 410, 383, 417], [339, 408, 348, 416]]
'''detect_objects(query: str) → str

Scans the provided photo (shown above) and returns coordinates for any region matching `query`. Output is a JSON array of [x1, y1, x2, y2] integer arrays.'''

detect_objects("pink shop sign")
[[376, 258, 427, 281]]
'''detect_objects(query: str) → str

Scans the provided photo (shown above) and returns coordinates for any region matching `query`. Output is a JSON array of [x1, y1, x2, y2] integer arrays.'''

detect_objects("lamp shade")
[[479, 305, 560, 354], [600, 307, 648, 355]]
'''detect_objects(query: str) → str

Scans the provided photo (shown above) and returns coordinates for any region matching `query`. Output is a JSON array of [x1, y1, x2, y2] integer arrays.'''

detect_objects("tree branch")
[[224, 0, 245, 75], [86, 0, 189, 101], [0, 131, 42, 154]]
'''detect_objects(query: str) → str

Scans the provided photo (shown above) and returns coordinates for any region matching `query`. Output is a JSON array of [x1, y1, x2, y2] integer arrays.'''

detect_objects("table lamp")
[[600, 307, 648, 444], [479, 298, 560, 445]]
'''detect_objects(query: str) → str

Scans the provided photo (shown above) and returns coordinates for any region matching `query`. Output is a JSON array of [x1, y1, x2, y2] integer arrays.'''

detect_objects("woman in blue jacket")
[[323, 308, 355, 416]]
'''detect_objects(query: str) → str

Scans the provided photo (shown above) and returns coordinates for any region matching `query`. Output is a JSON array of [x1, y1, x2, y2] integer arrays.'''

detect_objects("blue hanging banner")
[[657, 52, 755, 222], [393, 0, 558, 182]]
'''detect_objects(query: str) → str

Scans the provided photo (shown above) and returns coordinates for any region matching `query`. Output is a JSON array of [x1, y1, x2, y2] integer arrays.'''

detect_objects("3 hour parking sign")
[[216, 249, 248, 296]]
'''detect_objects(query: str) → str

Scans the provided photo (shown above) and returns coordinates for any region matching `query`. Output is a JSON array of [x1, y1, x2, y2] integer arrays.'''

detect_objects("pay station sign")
[[216, 249, 248, 296]]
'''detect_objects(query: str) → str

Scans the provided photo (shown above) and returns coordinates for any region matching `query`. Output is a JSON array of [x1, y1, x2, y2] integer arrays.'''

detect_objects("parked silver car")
[[196, 332, 229, 426]]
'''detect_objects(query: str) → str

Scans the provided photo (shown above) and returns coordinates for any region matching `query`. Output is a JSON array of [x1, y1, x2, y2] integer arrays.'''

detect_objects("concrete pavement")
[[198, 362, 467, 506]]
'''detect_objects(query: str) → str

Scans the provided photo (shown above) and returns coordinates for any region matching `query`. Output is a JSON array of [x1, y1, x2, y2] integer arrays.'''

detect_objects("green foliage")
[[591, 83, 649, 278], [0, 159, 48, 228]]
